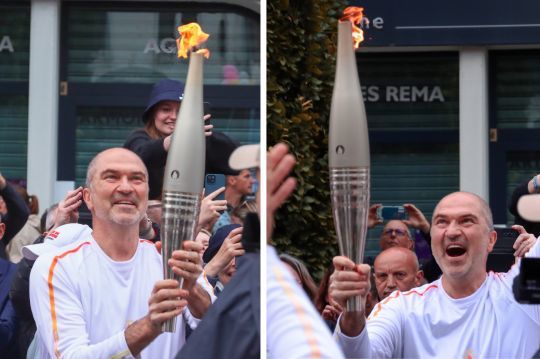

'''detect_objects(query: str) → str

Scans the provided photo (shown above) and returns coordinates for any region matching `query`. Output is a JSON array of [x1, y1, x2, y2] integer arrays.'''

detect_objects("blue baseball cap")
[[143, 79, 185, 123]]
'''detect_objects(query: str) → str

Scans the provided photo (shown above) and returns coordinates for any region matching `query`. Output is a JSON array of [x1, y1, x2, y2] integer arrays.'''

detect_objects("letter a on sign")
[[0, 36, 14, 53]]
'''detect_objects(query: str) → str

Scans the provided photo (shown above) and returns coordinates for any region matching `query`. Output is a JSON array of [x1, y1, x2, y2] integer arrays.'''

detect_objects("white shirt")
[[267, 245, 344, 358], [30, 234, 215, 359], [335, 241, 540, 358]]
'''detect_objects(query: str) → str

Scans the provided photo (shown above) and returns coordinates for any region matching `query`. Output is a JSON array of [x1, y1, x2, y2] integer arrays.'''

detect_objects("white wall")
[[459, 48, 489, 201], [27, 0, 60, 209]]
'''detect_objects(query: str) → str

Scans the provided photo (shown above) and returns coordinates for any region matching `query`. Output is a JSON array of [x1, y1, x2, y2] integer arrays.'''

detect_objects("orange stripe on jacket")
[[273, 265, 322, 359], [370, 284, 438, 319], [47, 242, 91, 359]]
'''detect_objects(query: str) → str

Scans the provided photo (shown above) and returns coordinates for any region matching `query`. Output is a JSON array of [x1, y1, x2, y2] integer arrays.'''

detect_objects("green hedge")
[[267, 0, 347, 279]]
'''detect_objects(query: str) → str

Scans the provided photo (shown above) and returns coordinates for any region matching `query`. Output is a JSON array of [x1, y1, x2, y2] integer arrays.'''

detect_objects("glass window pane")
[[65, 4, 259, 85], [358, 52, 459, 130], [0, 4, 30, 82], [492, 51, 540, 129], [0, 95, 28, 181], [365, 143, 460, 258]]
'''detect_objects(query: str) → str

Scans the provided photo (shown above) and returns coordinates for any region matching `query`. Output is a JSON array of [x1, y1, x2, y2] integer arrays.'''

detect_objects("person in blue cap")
[[124, 79, 240, 200]]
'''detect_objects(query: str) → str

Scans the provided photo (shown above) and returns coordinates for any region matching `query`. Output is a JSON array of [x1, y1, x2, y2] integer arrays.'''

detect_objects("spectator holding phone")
[[212, 170, 256, 233], [124, 79, 239, 200], [368, 203, 442, 282]]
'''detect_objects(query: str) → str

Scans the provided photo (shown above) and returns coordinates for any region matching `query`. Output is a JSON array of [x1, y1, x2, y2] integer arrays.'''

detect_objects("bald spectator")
[[373, 247, 424, 300], [369, 204, 442, 282]]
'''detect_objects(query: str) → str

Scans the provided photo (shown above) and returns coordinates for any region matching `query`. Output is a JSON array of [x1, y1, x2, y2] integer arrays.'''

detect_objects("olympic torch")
[[161, 23, 209, 332], [329, 8, 370, 313]]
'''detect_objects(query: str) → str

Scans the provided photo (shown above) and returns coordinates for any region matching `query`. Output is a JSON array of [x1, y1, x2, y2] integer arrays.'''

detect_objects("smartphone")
[[204, 173, 225, 200], [203, 101, 211, 115], [377, 205, 407, 220], [488, 226, 519, 272]]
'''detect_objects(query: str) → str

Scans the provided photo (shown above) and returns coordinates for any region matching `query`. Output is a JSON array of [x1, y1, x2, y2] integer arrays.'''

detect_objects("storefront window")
[[357, 52, 460, 258], [492, 51, 540, 129], [65, 4, 259, 85], [0, 3, 30, 181]]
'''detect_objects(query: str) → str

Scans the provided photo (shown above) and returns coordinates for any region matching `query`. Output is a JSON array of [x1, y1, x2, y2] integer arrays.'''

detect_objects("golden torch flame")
[[340, 7, 368, 49], [176, 22, 210, 59]]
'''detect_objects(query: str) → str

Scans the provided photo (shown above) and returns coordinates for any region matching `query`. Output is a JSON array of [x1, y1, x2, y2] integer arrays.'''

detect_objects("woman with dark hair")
[[124, 79, 239, 200], [278, 253, 318, 301]]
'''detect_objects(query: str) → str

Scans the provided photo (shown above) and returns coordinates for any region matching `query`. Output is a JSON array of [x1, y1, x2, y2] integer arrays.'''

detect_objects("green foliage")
[[267, 0, 347, 279]]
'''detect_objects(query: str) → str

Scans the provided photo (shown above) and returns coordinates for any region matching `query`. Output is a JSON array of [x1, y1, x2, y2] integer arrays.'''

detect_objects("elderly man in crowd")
[[30, 148, 213, 358], [373, 246, 424, 300], [331, 191, 540, 358]]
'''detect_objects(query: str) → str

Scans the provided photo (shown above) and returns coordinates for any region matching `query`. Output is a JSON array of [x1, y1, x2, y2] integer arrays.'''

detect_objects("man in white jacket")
[[331, 191, 540, 358], [30, 148, 213, 358]]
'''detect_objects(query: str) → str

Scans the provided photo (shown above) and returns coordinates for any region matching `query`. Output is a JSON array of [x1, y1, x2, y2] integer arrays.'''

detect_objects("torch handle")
[[160, 190, 201, 333], [330, 166, 370, 312]]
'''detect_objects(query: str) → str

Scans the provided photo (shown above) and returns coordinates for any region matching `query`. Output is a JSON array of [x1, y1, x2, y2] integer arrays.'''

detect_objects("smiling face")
[[152, 100, 181, 137], [431, 192, 497, 284], [84, 148, 149, 228]]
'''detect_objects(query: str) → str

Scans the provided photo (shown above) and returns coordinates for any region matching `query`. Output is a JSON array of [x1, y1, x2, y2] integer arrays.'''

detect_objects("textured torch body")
[[329, 21, 371, 313], [161, 52, 205, 332]]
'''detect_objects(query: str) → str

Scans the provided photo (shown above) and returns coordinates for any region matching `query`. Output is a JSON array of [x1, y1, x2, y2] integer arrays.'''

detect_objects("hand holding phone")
[[204, 174, 226, 201]]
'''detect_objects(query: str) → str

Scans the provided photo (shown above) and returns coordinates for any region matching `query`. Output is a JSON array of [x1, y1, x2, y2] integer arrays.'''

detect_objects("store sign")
[[350, 0, 540, 46], [0, 36, 14, 52], [143, 38, 177, 54], [361, 85, 445, 103]]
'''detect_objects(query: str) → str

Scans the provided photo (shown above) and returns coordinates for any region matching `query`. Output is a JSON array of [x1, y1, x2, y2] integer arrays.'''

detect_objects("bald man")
[[331, 191, 540, 358], [30, 148, 213, 358], [373, 247, 424, 300]]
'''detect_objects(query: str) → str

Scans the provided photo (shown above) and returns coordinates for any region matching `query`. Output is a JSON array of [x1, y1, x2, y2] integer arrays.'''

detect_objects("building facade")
[[0, 0, 260, 208], [349, 0, 540, 255]]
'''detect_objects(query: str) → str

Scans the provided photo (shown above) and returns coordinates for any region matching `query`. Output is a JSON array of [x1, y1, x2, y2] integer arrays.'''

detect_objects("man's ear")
[[415, 270, 425, 286], [83, 187, 93, 212], [487, 229, 497, 253], [0, 223, 5, 241]]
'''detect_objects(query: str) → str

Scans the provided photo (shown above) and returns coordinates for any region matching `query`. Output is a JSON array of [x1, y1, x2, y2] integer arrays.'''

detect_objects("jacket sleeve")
[[124, 130, 167, 168], [0, 182, 30, 245], [509, 178, 530, 217]]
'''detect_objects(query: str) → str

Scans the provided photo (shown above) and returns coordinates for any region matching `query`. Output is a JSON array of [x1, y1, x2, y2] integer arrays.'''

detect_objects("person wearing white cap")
[[331, 191, 540, 358], [29, 148, 214, 359]]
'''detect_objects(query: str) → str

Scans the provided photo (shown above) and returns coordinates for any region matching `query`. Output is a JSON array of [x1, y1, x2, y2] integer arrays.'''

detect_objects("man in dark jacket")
[[0, 213, 19, 358]]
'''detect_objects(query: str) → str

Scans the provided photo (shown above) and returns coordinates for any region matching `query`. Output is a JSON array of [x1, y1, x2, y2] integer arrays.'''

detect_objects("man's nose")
[[446, 221, 461, 237], [117, 177, 133, 192], [386, 275, 396, 289]]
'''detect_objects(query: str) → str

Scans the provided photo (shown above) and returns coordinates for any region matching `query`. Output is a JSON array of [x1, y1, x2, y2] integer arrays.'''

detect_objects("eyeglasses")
[[383, 228, 407, 237]]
